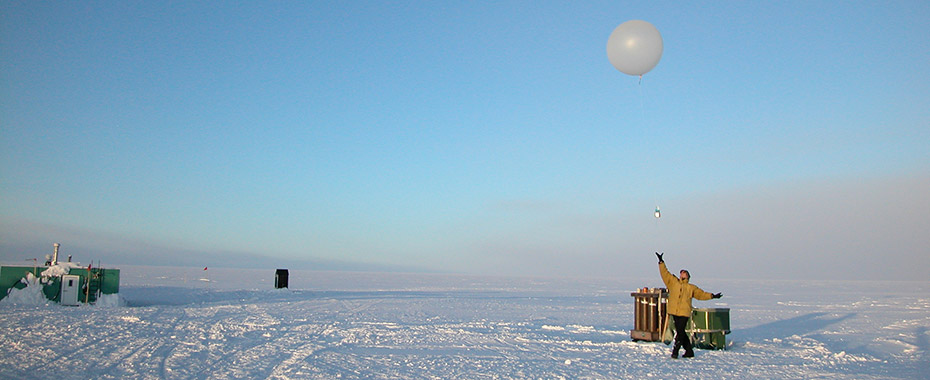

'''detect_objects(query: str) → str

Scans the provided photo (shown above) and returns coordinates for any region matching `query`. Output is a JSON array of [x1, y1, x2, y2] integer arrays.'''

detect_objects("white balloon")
[[606, 20, 663, 76]]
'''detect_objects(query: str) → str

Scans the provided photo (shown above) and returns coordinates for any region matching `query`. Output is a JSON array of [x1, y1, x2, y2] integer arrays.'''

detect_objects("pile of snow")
[[93, 293, 125, 308], [0, 273, 50, 306], [39, 262, 82, 277]]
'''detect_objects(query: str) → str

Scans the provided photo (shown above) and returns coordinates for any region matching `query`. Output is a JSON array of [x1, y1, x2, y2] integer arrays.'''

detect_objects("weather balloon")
[[606, 20, 663, 76]]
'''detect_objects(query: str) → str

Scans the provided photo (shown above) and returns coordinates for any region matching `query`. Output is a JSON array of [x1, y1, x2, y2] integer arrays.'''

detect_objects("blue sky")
[[2, 1, 928, 280]]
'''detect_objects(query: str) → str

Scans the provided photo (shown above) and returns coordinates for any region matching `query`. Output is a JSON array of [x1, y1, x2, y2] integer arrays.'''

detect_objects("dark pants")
[[672, 315, 693, 356]]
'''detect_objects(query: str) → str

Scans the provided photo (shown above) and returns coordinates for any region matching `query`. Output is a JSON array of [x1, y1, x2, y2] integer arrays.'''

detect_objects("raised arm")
[[658, 255, 676, 287]]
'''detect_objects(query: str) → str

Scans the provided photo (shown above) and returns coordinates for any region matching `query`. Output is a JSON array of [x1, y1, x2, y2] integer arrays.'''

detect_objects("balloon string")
[[639, 76, 659, 251], [639, 77, 647, 140]]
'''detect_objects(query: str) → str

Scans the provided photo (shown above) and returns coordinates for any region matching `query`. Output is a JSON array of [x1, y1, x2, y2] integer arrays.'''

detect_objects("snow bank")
[[0, 273, 50, 306], [93, 293, 125, 308]]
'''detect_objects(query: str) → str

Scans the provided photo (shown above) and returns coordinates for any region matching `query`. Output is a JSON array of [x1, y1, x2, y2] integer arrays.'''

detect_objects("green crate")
[[691, 308, 730, 330], [688, 308, 730, 350], [692, 330, 727, 350]]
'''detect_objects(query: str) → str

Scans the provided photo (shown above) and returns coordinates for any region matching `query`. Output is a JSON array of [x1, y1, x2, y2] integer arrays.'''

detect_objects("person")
[[656, 252, 722, 358]]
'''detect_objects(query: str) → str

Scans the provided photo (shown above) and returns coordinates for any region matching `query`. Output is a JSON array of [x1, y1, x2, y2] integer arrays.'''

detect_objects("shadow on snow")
[[734, 312, 856, 343]]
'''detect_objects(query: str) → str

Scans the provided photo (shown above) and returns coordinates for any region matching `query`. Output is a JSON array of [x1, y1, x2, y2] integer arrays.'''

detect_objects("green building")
[[0, 264, 120, 305]]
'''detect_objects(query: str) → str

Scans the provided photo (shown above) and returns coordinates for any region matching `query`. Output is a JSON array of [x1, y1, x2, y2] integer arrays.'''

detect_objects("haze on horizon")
[[2, 2, 928, 281]]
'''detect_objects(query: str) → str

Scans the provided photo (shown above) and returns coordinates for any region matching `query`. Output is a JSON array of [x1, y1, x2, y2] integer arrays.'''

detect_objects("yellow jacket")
[[659, 262, 713, 317]]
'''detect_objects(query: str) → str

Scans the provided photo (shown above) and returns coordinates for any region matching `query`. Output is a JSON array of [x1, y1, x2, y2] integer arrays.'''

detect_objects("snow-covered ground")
[[1, 265, 927, 379]]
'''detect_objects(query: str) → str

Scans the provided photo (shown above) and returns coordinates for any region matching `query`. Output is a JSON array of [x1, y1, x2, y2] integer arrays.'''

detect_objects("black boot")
[[681, 329, 694, 357], [671, 343, 681, 359]]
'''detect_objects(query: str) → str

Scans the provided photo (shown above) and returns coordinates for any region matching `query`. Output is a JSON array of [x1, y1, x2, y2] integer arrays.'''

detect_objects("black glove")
[[712, 293, 723, 299], [655, 252, 664, 263]]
